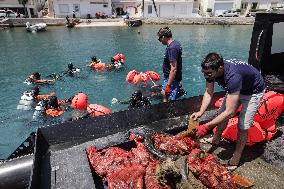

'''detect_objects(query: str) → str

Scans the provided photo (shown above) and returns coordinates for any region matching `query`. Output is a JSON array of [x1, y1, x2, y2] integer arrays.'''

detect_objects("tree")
[[18, 0, 29, 17]]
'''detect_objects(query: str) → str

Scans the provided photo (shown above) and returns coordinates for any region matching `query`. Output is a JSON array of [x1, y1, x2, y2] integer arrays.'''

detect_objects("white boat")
[[26, 22, 47, 32]]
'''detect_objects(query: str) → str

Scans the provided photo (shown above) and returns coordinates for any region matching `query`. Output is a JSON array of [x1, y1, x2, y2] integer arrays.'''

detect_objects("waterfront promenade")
[[0, 17, 255, 28]]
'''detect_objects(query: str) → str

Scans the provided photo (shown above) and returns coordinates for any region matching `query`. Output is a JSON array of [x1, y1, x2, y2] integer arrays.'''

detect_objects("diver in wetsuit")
[[25, 72, 55, 85], [63, 63, 80, 76], [119, 90, 151, 108]]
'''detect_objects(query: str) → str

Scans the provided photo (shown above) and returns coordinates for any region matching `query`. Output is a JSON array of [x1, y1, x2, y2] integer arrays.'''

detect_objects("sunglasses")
[[158, 35, 164, 42]]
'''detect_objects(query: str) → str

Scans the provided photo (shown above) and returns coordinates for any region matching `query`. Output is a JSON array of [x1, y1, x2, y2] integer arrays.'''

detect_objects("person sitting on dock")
[[190, 53, 265, 170], [157, 27, 183, 102], [25, 72, 55, 85]]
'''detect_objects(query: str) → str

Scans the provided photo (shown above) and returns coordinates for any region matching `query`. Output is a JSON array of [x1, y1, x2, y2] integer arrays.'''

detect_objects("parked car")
[[217, 10, 240, 17], [0, 10, 23, 18]]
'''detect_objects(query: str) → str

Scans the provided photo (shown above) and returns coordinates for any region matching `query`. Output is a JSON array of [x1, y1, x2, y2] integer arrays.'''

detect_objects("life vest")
[[35, 92, 55, 100], [35, 80, 53, 84], [146, 71, 160, 81], [126, 70, 137, 83], [58, 98, 70, 106], [87, 104, 112, 117], [93, 63, 106, 71], [133, 73, 141, 85], [45, 108, 65, 117], [35, 95, 50, 100]]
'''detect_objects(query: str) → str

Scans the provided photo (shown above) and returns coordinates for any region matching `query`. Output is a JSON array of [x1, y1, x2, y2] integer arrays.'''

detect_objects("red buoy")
[[140, 72, 149, 84], [71, 92, 88, 110], [133, 73, 141, 85], [146, 71, 160, 81], [214, 117, 266, 146], [254, 91, 284, 124], [126, 70, 137, 83]]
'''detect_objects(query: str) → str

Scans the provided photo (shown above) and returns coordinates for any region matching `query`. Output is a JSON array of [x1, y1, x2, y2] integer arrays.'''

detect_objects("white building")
[[0, 0, 46, 17], [199, 0, 241, 16], [143, 0, 195, 18], [111, 0, 142, 18], [241, 0, 284, 13], [49, 0, 112, 18]]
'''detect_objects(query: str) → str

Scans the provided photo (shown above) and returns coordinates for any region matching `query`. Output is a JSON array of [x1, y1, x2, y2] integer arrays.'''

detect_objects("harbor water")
[[0, 25, 253, 159]]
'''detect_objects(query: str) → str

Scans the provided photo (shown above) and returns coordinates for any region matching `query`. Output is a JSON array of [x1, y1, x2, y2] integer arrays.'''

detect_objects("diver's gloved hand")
[[195, 124, 209, 138], [165, 84, 171, 96]]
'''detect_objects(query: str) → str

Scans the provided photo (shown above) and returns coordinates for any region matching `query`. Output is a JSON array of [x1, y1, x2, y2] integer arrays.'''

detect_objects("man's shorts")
[[163, 79, 180, 101], [219, 90, 265, 130]]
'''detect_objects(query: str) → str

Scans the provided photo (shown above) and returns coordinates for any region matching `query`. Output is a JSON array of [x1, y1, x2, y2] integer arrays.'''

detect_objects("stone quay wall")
[[1, 17, 255, 27], [142, 17, 255, 25], [0, 18, 124, 27]]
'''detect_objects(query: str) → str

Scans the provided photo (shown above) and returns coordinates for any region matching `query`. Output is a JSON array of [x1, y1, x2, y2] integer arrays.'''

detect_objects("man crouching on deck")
[[190, 52, 265, 170]]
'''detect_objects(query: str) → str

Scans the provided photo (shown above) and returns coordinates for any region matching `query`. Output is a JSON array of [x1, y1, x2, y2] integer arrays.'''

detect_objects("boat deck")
[[34, 111, 284, 189]]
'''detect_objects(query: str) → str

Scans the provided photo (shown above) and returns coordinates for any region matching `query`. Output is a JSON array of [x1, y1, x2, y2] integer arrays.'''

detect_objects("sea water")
[[0, 25, 252, 159]]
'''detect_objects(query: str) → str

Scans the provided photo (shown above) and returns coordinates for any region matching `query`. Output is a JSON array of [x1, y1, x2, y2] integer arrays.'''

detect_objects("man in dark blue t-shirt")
[[157, 27, 183, 102], [190, 53, 265, 170]]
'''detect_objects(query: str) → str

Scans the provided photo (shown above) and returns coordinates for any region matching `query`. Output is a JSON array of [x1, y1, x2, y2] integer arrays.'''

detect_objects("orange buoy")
[[254, 91, 284, 124], [71, 92, 88, 110], [140, 72, 149, 83], [133, 73, 141, 85], [126, 70, 137, 83], [214, 117, 266, 146], [45, 108, 65, 117], [35, 94, 51, 100], [93, 63, 106, 71], [146, 71, 160, 81], [87, 104, 112, 117], [265, 123, 277, 141]]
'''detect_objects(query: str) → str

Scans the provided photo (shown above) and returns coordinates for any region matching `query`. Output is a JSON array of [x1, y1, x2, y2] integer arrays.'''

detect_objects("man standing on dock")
[[157, 27, 183, 102]]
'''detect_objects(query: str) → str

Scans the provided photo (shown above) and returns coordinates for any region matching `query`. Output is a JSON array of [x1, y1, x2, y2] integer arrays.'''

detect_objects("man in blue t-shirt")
[[190, 53, 265, 170], [157, 27, 183, 102]]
